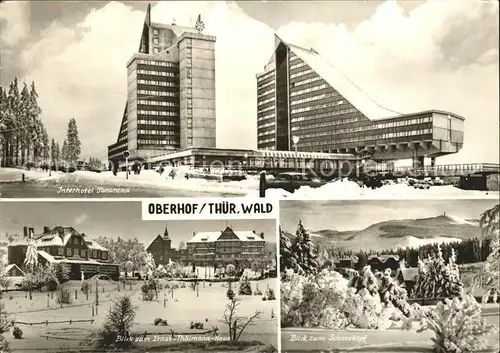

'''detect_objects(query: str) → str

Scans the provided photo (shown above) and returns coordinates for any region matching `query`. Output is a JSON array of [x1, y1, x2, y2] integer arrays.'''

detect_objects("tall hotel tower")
[[256, 35, 464, 167], [108, 5, 216, 166]]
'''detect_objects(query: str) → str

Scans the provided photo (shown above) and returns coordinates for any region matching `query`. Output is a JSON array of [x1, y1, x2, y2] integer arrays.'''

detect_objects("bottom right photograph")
[[279, 199, 500, 353]]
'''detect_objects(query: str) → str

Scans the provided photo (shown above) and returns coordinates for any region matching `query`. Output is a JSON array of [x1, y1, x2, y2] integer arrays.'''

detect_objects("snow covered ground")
[[1, 167, 498, 199], [0, 167, 63, 182]]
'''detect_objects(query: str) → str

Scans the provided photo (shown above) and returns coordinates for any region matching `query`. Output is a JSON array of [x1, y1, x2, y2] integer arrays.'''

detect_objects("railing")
[[15, 319, 95, 326]]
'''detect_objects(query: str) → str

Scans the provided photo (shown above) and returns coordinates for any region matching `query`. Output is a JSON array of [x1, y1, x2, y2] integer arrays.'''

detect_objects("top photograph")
[[0, 0, 498, 199]]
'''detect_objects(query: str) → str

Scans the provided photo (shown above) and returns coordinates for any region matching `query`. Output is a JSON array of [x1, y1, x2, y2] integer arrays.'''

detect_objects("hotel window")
[[153, 38, 159, 44], [66, 248, 72, 256], [92, 250, 97, 258], [153, 29, 159, 35], [81, 250, 87, 258], [58, 248, 63, 255], [102, 252, 108, 260], [153, 47, 159, 54], [73, 238, 78, 244]]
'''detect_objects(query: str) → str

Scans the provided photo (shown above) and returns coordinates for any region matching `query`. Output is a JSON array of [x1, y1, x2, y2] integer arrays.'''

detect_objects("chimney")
[[28, 227, 34, 239], [260, 232, 264, 240], [43, 226, 50, 234], [23, 226, 28, 238], [81, 233, 86, 237], [252, 230, 256, 234]]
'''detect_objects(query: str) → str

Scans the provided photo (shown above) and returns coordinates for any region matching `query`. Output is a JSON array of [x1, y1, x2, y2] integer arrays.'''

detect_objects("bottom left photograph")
[[0, 201, 279, 353]]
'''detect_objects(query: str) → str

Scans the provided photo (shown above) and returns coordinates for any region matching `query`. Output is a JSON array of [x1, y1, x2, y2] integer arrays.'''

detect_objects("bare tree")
[[219, 298, 262, 341]]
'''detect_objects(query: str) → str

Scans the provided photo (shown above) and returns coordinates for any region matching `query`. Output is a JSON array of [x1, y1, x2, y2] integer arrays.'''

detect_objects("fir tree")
[[28, 82, 43, 161], [50, 139, 57, 166], [291, 220, 319, 276], [61, 139, 68, 163], [65, 118, 81, 165], [7, 77, 21, 165]]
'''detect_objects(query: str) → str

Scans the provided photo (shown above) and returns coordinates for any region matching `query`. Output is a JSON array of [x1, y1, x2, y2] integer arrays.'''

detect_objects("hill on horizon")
[[283, 214, 482, 252]]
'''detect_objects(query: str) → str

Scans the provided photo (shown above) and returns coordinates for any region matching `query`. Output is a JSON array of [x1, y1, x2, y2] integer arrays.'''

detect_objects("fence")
[[14, 319, 95, 326], [138, 326, 220, 339]]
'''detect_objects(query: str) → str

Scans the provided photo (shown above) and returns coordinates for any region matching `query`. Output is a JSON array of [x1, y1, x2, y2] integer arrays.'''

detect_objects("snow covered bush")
[[238, 275, 252, 295], [281, 269, 349, 329], [343, 287, 383, 329], [418, 295, 497, 353], [0, 302, 13, 352]]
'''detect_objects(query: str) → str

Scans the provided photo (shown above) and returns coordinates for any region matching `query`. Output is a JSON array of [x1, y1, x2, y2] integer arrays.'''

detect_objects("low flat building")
[[7, 226, 119, 280]]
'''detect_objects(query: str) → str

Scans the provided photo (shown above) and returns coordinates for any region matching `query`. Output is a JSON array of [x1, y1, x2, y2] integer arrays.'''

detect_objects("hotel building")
[[7, 226, 119, 280], [186, 226, 266, 267], [256, 35, 465, 168], [108, 5, 216, 166]]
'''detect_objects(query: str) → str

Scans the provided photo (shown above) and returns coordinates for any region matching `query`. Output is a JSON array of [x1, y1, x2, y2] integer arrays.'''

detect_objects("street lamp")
[[292, 136, 300, 171]]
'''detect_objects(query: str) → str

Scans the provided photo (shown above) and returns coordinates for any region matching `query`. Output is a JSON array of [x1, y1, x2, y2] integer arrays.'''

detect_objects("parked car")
[[265, 172, 326, 193], [433, 177, 445, 185], [414, 181, 430, 190]]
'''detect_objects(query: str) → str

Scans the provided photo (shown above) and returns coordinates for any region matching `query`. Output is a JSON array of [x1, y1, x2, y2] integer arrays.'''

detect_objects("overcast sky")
[[0, 0, 498, 164], [0, 201, 277, 247]]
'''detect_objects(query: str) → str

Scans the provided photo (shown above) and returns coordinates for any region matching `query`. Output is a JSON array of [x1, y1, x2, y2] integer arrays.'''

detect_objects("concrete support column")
[[431, 157, 436, 168], [412, 156, 424, 171]]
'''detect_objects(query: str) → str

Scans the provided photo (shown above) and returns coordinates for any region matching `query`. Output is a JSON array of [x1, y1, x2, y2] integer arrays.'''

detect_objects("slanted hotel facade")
[[7, 226, 119, 280], [256, 35, 465, 168]]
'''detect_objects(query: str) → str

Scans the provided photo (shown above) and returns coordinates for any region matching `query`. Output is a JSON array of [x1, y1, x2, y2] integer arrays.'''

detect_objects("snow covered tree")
[[144, 253, 155, 278], [417, 295, 498, 353], [280, 221, 319, 277], [378, 268, 411, 316], [24, 239, 38, 273], [61, 139, 68, 163], [238, 274, 252, 295], [442, 248, 463, 298], [353, 266, 379, 296], [412, 245, 462, 299], [65, 118, 81, 165], [475, 204, 500, 300], [50, 139, 57, 165], [41, 126, 50, 163], [0, 301, 13, 352]]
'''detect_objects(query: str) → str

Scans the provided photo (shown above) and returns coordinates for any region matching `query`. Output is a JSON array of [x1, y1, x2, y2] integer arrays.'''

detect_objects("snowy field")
[[4, 278, 278, 352], [0, 167, 497, 198]]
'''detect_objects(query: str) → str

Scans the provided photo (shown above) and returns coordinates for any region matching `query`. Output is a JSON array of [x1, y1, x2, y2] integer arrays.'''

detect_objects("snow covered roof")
[[188, 228, 264, 243], [86, 240, 109, 251], [4, 264, 24, 276], [35, 226, 79, 246], [37, 250, 107, 265], [284, 39, 403, 121], [367, 254, 400, 262], [37, 250, 57, 263], [8, 227, 108, 252]]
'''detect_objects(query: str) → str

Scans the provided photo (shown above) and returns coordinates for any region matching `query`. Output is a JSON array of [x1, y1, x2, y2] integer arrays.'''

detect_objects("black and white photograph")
[[279, 199, 500, 353], [0, 201, 279, 352], [0, 0, 498, 198]]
